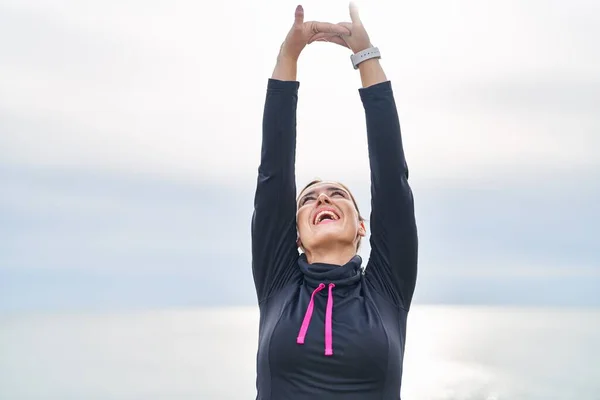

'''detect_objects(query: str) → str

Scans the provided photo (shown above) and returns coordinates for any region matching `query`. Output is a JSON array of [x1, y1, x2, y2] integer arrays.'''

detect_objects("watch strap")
[[350, 47, 381, 69]]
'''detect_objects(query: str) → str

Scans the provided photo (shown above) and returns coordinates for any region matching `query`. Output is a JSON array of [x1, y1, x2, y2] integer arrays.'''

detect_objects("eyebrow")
[[298, 185, 349, 203]]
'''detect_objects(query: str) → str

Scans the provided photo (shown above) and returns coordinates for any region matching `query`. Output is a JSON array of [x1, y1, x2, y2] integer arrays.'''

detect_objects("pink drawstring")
[[296, 282, 336, 356], [296, 283, 324, 345], [325, 283, 335, 356]]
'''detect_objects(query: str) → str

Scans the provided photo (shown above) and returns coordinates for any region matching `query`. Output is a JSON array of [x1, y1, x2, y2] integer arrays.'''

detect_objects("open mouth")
[[313, 209, 341, 225]]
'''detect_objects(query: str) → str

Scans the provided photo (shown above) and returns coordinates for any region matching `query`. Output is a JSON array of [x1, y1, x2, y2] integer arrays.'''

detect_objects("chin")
[[309, 226, 352, 244], [312, 222, 344, 235]]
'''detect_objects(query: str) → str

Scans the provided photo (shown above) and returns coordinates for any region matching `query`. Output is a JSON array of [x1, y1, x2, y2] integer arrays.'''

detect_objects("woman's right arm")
[[251, 56, 301, 303], [251, 6, 350, 303]]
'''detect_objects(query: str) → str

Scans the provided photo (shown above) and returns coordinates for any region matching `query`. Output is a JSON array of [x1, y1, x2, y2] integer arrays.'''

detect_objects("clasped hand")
[[278, 2, 373, 62]]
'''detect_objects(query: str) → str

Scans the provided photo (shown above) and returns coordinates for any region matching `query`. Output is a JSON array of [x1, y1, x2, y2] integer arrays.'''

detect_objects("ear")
[[358, 220, 366, 237], [297, 237, 304, 251]]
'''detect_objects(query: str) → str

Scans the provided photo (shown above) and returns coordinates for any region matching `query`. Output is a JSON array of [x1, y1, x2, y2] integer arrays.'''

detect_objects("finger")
[[337, 21, 353, 32], [349, 1, 361, 23], [310, 21, 351, 35], [307, 32, 329, 44], [308, 33, 350, 48], [294, 5, 304, 25], [316, 36, 349, 48]]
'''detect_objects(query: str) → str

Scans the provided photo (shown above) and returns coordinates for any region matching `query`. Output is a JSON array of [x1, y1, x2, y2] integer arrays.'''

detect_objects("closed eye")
[[331, 190, 347, 197], [300, 196, 315, 206]]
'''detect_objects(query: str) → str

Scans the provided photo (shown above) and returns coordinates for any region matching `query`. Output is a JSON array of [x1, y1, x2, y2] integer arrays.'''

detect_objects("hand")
[[278, 5, 351, 61], [308, 2, 372, 54]]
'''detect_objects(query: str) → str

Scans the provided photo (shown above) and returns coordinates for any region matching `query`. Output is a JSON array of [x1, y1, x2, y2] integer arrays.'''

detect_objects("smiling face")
[[296, 180, 366, 254]]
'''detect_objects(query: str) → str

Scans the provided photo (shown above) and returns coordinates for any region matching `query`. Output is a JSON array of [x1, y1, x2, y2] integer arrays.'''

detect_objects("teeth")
[[315, 210, 339, 224]]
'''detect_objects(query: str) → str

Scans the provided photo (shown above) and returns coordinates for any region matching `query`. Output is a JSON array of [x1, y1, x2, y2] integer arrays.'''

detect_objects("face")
[[296, 181, 366, 252]]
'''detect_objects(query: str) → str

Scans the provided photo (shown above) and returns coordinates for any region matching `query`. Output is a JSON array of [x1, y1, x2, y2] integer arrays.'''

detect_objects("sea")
[[1, 305, 599, 400]]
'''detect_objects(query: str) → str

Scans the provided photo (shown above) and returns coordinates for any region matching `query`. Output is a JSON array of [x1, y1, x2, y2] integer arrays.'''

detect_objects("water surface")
[[1, 305, 598, 399]]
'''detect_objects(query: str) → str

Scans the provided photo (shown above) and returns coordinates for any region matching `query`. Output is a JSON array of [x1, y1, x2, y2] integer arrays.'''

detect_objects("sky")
[[1, 0, 599, 312]]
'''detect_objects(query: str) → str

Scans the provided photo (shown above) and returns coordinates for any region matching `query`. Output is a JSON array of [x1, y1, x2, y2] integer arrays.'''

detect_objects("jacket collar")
[[297, 253, 363, 288]]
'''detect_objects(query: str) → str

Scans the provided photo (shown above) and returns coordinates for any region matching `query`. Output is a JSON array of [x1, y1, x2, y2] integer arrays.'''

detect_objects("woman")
[[251, 3, 418, 399]]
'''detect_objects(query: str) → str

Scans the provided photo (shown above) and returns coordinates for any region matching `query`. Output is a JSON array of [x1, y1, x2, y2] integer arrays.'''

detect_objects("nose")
[[317, 193, 331, 204]]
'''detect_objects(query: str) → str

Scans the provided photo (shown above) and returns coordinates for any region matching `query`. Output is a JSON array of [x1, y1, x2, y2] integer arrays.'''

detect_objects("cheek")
[[342, 203, 359, 223], [296, 209, 310, 230], [346, 219, 360, 233]]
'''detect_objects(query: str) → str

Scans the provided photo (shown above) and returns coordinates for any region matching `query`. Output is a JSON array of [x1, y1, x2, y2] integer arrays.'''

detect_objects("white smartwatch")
[[350, 47, 381, 69]]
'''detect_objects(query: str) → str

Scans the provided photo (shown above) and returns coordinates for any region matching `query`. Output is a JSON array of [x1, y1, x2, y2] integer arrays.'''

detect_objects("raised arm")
[[312, 2, 418, 309], [251, 75, 299, 303], [251, 6, 351, 303], [361, 65, 418, 311]]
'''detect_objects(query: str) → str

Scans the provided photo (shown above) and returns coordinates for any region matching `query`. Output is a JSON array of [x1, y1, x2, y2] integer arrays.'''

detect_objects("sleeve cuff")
[[358, 80, 392, 99], [268, 78, 300, 92]]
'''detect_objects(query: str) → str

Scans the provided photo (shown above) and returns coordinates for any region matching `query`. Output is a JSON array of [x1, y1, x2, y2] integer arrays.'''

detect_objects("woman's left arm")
[[311, 3, 418, 310], [359, 59, 418, 311], [311, 3, 418, 309]]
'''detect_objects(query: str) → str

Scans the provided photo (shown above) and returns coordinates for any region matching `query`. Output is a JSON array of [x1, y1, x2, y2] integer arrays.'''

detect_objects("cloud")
[[0, 163, 253, 272], [452, 78, 600, 116], [1, 163, 598, 311], [1, 0, 598, 186], [412, 274, 600, 307], [1, 0, 598, 310]]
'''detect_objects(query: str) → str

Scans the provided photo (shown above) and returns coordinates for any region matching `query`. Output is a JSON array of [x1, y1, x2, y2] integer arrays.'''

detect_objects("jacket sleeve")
[[251, 78, 301, 303], [361, 81, 419, 311]]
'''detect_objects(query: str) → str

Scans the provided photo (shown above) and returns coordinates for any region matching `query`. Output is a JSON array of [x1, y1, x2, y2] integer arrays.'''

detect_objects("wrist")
[[358, 58, 386, 88], [358, 58, 380, 69], [277, 48, 300, 63], [352, 43, 373, 54], [272, 54, 298, 81]]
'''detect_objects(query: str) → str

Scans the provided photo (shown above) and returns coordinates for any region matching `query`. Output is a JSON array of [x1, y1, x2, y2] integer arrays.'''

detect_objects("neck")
[[304, 243, 357, 266]]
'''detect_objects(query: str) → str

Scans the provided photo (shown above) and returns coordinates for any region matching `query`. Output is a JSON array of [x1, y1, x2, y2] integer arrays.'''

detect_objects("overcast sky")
[[1, 0, 598, 311]]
